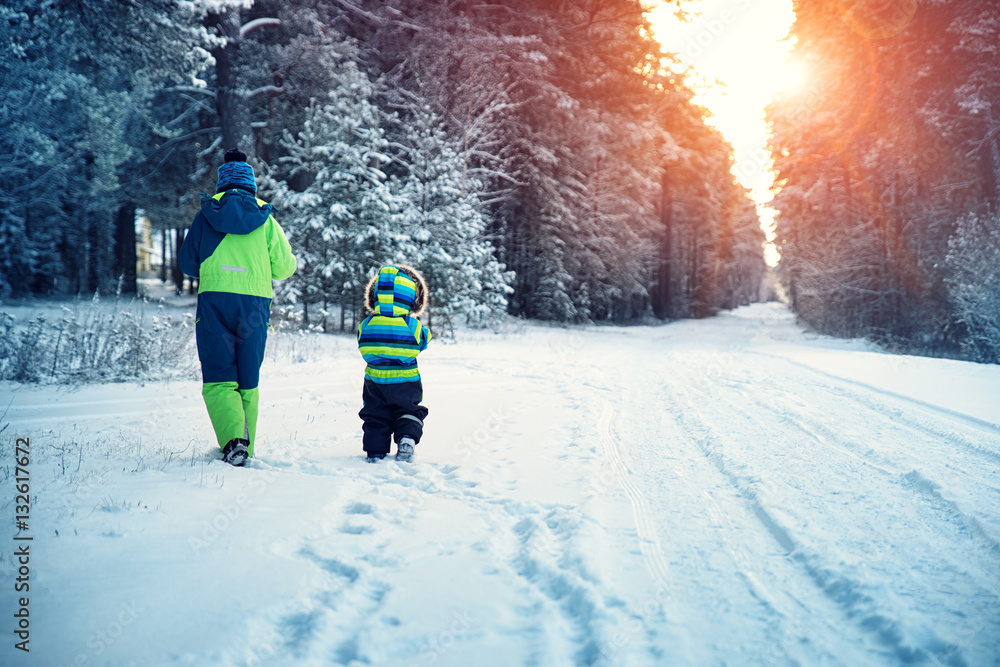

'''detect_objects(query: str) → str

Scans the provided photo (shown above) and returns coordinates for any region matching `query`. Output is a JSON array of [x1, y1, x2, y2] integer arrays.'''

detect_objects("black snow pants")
[[359, 379, 429, 456]]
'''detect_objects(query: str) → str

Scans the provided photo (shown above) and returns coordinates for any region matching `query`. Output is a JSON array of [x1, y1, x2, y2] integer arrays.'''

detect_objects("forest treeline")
[[0, 0, 765, 329], [769, 0, 1000, 362]]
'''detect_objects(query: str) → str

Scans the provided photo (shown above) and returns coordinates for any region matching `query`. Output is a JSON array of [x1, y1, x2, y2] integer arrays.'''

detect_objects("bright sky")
[[646, 0, 799, 266]]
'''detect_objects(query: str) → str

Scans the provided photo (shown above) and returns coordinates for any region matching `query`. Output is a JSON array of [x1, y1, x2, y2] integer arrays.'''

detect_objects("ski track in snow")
[[650, 343, 1000, 666], [597, 401, 673, 605], [2, 303, 999, 666]]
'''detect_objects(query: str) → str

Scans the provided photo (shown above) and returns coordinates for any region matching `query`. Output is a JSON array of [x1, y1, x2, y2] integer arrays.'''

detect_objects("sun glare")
[[646, 0, 799, 266], [774, 57, 809, 94]]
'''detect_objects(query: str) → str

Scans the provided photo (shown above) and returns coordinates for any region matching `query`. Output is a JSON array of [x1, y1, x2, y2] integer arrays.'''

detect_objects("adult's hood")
[[200, 190, 273, 235]]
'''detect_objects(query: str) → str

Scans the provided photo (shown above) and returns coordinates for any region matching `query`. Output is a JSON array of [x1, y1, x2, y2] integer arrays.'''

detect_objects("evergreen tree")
[[388, 100, 513, 330], [270, 55, 397, 330], [769, 0, 1000, 357], [946, 212, 1000, 363], [0, 0, 242, 296], [368, 0, 763, 322], [2, 0, 765, 329]]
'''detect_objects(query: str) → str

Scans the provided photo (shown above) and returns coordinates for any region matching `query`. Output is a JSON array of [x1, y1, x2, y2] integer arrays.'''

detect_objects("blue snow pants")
[[195, 292, 271, 455]]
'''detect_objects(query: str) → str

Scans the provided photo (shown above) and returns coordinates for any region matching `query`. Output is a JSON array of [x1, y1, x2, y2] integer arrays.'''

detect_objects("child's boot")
[[396, 436, 416, 462]]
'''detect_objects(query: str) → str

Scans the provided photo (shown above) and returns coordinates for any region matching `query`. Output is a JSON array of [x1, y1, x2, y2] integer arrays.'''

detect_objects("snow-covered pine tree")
[[0, 11, 43, 297], [388, 101, 512, 332], [366, 0, 761, 322], [0, 0, 242, 296], [271, 56, 398, 331], [769, 0, 1000, 356], [0, 5, 129, 296], [946, 212, 1000, 363]]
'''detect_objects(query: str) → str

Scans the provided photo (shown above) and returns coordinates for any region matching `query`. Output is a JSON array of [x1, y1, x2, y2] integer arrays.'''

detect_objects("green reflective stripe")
[[364, 366, 420, 380], [358, 345, 420, 359], [202, 382, 246, 448]]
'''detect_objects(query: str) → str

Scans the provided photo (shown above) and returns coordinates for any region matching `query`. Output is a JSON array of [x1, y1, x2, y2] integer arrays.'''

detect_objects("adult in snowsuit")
[[179, 149, 296, 466], [357, 265, 431, 462]]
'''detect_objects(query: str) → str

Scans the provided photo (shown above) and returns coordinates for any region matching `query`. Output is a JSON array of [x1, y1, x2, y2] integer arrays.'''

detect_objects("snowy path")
[[2, 303, 999, 666]]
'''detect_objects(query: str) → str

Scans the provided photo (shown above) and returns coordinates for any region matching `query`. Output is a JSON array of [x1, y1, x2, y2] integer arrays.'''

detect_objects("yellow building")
[[136, 215, 160, 279]]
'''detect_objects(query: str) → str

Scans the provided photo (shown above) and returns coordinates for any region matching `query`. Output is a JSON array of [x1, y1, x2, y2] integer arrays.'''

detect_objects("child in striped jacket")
[[357, 265, 431, 462]]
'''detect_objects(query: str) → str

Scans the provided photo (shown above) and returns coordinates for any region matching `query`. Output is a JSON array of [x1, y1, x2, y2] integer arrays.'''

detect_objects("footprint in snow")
[[345, 501, 375, 515]]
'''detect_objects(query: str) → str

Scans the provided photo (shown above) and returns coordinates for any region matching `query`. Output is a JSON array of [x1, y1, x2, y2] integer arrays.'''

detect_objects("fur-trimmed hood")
[[364, 264, 428, 318]]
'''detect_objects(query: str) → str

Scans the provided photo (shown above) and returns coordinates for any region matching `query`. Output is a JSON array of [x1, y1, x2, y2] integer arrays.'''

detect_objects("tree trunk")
[[653, 171, 673, 319], [160, 227, 167, 283], [172, 227, 185, 294], [980, 113, 1000, 212], [114, 202, 137, 294], [207, 8, 255, 156], [340, 285, 347, 332], [351, 291, 358, 333], [86, 209, 102, 294]]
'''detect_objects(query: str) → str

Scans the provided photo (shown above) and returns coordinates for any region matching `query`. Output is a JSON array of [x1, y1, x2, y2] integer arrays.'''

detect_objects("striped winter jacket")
[[357, 265, 431, 384]]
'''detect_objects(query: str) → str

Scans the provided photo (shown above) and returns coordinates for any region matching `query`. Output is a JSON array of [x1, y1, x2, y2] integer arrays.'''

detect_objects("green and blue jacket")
[[179, 190, 296, 388], [358, 266, 431, 384], [179, 190, 296, 298]]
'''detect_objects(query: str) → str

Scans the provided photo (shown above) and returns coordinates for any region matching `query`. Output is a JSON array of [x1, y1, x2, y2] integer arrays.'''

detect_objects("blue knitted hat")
[[216, 149, 256, 194]]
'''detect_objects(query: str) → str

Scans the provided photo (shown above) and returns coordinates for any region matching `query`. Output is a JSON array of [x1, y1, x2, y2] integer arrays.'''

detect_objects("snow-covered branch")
[[246, 85, 285, 99], [379, 5, 424, 31], [197, 135, 223, 158], [163, 86, 217, 98], [467, 167, 523, 186], [239, 17, 281, 39], [328, 0, 386, 27], [328, 0, 423, 32]]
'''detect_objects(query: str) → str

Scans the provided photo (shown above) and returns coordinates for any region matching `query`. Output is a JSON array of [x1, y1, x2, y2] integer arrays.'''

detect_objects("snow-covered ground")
[[2, 303, 998, 666]]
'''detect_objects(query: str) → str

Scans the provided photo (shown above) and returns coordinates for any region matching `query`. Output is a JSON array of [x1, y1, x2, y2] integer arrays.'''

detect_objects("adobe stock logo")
[[837, 0, 918, 40]]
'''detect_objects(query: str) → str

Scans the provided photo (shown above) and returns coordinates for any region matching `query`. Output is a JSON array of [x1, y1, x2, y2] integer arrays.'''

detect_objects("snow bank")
[[2, 302, 997, 666]]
